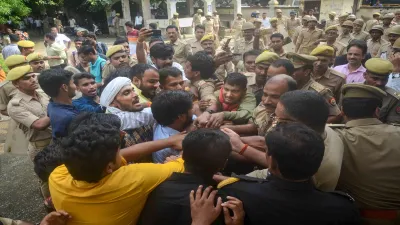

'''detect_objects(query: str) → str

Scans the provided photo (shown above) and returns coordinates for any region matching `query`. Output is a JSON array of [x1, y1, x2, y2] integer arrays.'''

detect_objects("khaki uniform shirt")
[[286, 18, 301, 37], [214, 90, 257, 124], [382, 24, 394, 41], [0, 81, 17, 111], [367, 38, 389, 58], [233, 37, 265, 56], [262, 27, 279, 46], [202, 19, 215, 34], [296, 28, 324, 54], [251, 104, 274, 136], [232, 18, 246, 31], [169, 18, 180, 29], [187, 39, 203, 54], [312, 68, 346, 101], [335, 118, 400, 209], [337, 33, 353, 45], [102, 57, 138, 79], [326, 18, 339, 28], [191, 79, 216, 102], [277, 16, 289, 28], [351, 31, 371, 42], [292, 26, 307, 45], [213, 15, 220, 28], [379, 86, 400, 125], [247, 125, 344, 192], [377, 42, 393, 60], [319, 41, 347, 57], [193, 14, 202, 26], [301, 78, 341, 116], [168, 39, 192, 66]]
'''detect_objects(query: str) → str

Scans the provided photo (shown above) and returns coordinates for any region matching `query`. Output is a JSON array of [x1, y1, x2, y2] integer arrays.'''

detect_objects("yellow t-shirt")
[[49, 158, 184, 225]]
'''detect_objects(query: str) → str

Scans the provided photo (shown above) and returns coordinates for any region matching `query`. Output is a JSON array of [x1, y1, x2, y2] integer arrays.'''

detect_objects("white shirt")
[[135, 16, 143, 26], [35, 20, 42, 27], [55, 33, 71, 48], [69, 18, 76, 27], [106, 107, 155, 131], [262, 18, 271, 28]]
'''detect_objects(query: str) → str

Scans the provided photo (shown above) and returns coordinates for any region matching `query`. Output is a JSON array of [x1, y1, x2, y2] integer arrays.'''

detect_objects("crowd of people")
[[0, 7, 400, 225]]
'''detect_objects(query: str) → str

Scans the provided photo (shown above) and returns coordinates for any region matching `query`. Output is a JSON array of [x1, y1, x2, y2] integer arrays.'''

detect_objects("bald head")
[[267, 74, 297, 91], [262, 75, 297, 113]]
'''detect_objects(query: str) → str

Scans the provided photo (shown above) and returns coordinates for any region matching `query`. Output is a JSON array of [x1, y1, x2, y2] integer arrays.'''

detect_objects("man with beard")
[[310, 46, 346, 101], [334, 40, 367, 83], [159, 67, 185, 91], [129, 63, 160, 103], [7, 65, 51, 161], [221, 74, 296, 136], [188, 25, 205, 54], [367, 25, 389, 58], [38, 69, 78, 139], [26, 53, 47, 73], [72, 72, 104, 113], [268, 33, 286, 58], [377, 25, 400, 60], [151, 90, 194, 163], [363, 58, 400, 124], [166, 25, 192, 67], [200, 34, 234, 81]]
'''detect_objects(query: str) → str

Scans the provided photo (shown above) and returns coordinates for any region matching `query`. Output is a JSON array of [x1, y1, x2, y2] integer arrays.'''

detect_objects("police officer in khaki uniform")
[[318, 25, 347, 57], [188, 24, 205, 54], [382, 13, 395, 41], [263, 18, 280, 46], [351, 19, 371, 42], [337, 20, 354, 45], [295, 16, 324, 55], [326, 12, 339, 28], [346, 14, 356, 22], [287, 52, 341, 123], [310, 46, 346, 101], [192, 9, 203, 28], [337, 14, 349, 34], [293, 15, 310, 45], [17, 40, 35, 57], [7, 65, 51, 161], [362, 58, 400, 124], [364, 12, 381, 33], [234, 22, 265, 66], [367, 25, 389, 58], [231, 12, 246, 39], [169, 13, 181, 34], [26, 53, 48, 73], [166, 25, 192, 68], [202, 13, 215, 35], [334, 83, 400, 223], [275, 9, 288, 30], [377, 25, 400, 60], [102, 45, 136, 80], [286, 11, 301, 38]]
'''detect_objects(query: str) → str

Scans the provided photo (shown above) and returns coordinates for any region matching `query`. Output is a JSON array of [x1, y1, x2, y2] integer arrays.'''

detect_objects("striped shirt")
[[106, 107, 155, 131], [2, 44, 21, 59]]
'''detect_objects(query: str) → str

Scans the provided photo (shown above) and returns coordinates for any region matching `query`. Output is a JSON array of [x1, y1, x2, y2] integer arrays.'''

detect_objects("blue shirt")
[[72, 96, 104, 113], [47, 100, 79, 139], [90, 56, 106, 83], [152, 125, 180, 163]]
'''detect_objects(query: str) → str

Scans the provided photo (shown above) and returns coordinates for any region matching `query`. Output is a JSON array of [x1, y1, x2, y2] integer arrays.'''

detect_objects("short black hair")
[[159, 67, 182, 85], [86, 32, 97, 40], [224, 73, 247, 90], [183, 129, 232, 175], [114, 37, 128, 45], [266, 123, 324, 180], [68, 112, 121, 135], [34, 140, 63, 182], [342, 98, 381, 118], [74, 37, 85, 42], [125, 21, 134, 28], [243, 49, 262, 62], [82, 39, 96, 47], [166, 25, 179, 32], [279, 90, 329, 133], [149, 37, 164, 46], [149, 23, 158, 29], [151, 90, 193, 126], [45, 33, 56, 41], [100, 67, 132, 95], [271, 59, 295, 76], [187, 51, 214, 79], [195, 24, 205, 31], [39, 69, 74, 97], [62, 113, 122, 183], [73, 72, 95, 85], [347, 39, 368, 55], [150, 43, 174, 59], [78, 45, 96, 55], [9, 34, 19, 42], [129, 63, 157, 80], [270, 33, 284, 40]]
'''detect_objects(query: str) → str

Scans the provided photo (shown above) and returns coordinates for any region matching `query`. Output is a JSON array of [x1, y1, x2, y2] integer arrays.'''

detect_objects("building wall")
[[319, 0, 354, 20]]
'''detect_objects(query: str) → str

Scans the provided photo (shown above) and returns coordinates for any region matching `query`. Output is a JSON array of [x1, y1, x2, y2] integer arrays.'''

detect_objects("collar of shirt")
[[347, 64, 366, 74], [132, 84, 151, 103], [90, 56, 104, 68], [269, 174, 314, 191], [106, 106, 122, 114], [170, 39, 183, 46], [49, 100, 77, 111], [345, 118, 382, 128], [18, 91, 41, 102]]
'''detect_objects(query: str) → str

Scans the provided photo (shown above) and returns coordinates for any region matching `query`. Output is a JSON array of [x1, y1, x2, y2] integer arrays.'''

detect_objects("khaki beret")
[[106, 45, 125, 58], [302, 15, 311, 21], [342, 20, 354, 27], [17, 40, 35, 48], [308, 16, 318, 22], [389, 25, 400, 35], [173, 13, 179, 16], [342, 84, 386, 101], [200, 34, 214, 43], [242, 22, 255, 30], [365, 58, 393, 76], [286, 52, 318, 68], [7, 65, 34, 81], [270, 17, 278, 23], [325, 25, 339, 32], [4, 55, 27, 69], [197, 9, 203, 13], [255, 51, 279, 64], [329, 11, 336, 16], [276, 9, 282, 13], [26, 53, 46, 62], [310, 45, 335, 57], [373, 12, 381, 16], [353, 19, 364, 26], [393, 38, 400, 49], [383, 13, 395, 19], [369, 25, 384, 33]]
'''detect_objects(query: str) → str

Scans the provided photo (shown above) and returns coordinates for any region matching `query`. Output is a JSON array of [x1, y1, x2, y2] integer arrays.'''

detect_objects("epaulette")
[[329, 68, 346, 79], [385, 87, 400, 100], [9, 95, 22, 106], [310, 81, 327, 93], [217, 177, 239, 189], [327, 123, 346, 128], [0, 81, 10, 88], [217, 174, 268, 189], [329, 191, 355, 202], [197, 80, 206, 87], [335, 40, 347, 48]]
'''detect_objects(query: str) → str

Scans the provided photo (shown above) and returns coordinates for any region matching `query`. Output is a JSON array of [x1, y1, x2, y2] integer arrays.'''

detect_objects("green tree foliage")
[[0, 0, 31, 24]]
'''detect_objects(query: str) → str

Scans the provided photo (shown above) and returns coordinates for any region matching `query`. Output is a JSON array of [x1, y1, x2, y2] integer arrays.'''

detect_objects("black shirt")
[[139, 173, 224, 225], [219, 175, 361, 225]]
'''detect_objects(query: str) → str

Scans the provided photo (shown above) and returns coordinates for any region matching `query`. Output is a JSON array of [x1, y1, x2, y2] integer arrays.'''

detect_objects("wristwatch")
[[206, 109, 215, 114]]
